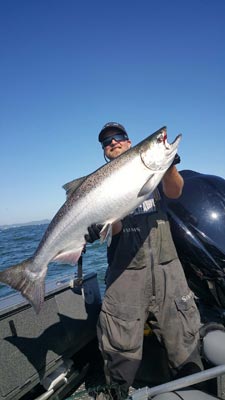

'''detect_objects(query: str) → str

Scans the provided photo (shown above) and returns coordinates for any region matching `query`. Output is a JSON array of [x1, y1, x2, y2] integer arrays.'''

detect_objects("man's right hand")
[[171, 153, 181, 167], [85, 224, 103, 243]]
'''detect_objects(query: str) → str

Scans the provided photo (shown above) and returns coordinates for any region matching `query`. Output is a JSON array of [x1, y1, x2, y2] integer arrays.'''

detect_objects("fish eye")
[[157, 134, 164, 143], [157, 131, 167, 144]]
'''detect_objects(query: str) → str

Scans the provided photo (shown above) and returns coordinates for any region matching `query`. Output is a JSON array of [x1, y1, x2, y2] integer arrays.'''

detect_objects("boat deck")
[[66, 382, 94, 399], [65, 382, 137, 399]]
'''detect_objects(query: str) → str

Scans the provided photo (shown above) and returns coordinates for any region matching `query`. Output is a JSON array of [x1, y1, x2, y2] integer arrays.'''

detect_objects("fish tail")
[[0, 258, 45, 314]]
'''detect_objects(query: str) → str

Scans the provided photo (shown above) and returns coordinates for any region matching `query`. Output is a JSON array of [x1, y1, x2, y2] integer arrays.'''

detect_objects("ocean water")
[[0, 223, 107, 299]]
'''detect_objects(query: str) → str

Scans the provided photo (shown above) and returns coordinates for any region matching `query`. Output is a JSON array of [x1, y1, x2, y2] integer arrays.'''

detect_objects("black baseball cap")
[[98, 122, 128, 142]]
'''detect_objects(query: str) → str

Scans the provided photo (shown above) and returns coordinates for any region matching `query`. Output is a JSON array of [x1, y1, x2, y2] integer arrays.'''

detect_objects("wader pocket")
[[175, 293, 200, 339], [158, 219, 178, 264], [101, 302, 142, 352]]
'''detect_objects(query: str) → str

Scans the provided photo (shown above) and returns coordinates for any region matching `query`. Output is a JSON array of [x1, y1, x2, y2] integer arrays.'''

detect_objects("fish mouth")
[[163, 134, 182, 167], [170, 133, 182, 146], [165, 134, 182, 151], [155, 127, 182, 151], [141, 133, 182, 171]]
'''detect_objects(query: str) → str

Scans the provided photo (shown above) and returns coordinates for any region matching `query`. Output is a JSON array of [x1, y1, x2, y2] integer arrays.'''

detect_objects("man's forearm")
[[162, 166, 184, 199]]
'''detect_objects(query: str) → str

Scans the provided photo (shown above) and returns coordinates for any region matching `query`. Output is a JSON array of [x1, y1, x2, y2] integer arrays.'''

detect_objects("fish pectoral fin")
[[138, 175, 155, 197], [62, 176, 87, 198], [53, 248, 84, 265], [100, 223, 112, 246]]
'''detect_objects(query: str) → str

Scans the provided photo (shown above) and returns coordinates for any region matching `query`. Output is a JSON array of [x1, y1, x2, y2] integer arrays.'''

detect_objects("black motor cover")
[[161, 170, 225, 308]]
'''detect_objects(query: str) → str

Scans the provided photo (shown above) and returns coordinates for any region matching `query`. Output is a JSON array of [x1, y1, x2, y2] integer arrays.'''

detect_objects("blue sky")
[[1, 0, 225, 225]]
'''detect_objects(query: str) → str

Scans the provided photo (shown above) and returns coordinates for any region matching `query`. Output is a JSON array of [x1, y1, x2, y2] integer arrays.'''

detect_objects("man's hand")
[[85, 224, 103, 243], [171, 153, 180, 167]]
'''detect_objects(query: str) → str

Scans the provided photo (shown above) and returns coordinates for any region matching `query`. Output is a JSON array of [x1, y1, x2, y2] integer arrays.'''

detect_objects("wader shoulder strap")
[[153, 188, 161, 202], [153, 188, 162, 211]]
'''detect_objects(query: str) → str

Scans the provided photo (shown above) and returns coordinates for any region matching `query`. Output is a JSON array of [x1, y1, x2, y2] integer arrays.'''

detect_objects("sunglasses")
[[101, 133, 129, 149]]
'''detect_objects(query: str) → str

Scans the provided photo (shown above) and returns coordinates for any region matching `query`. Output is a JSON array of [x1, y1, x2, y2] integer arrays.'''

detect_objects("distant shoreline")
[[0, 220, 50, 229]]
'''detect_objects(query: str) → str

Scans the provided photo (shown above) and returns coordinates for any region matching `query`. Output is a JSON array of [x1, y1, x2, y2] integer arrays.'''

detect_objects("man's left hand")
[[85, 224, 103, 243]]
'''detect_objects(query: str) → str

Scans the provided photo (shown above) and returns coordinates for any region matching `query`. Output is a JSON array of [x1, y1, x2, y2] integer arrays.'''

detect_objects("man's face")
[[102, 130, 131, 160]]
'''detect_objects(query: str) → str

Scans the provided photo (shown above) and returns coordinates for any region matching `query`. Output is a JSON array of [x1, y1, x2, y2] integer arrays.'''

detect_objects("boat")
[[1, 170, 225, 400], [0, 271, 102, 400]]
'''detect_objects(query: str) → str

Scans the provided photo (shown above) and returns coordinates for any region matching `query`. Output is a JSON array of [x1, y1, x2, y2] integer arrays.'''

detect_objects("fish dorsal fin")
[[138, 175, 155, 197], [62, 176, 87, 198], [100, 223, 113, 246]]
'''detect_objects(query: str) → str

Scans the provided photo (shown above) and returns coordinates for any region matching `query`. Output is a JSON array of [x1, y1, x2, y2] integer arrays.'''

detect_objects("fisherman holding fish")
[[0, 122, 203, 400], [85, 122, 203, 399]]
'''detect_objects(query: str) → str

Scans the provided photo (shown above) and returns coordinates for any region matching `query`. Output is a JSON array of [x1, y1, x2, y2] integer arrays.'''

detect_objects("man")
[[86, 122, 203, 399]]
